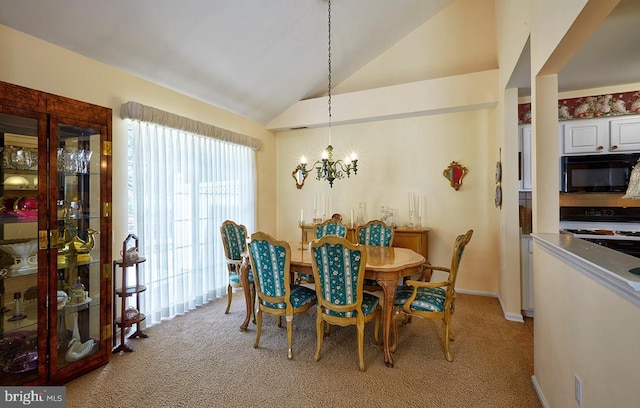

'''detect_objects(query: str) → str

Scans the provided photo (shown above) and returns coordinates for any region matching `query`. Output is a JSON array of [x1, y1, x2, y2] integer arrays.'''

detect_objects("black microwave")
[[561, 153, 640, 193]]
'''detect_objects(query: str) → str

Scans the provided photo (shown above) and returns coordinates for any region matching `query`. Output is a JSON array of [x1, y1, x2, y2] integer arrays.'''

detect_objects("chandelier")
[[297, 0, 358, 188]]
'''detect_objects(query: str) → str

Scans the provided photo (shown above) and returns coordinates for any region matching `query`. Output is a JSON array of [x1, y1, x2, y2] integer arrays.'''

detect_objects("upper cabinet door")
[[561, 119, 610, 154], [48, 117, 108, 383], [0, 109, 48, 385], [610, 117, 640, 152]]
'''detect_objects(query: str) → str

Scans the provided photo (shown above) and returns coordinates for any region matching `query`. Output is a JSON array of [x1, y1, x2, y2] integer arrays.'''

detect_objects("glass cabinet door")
[[51, 120, 104, 373], [0, 111, 46, 385]]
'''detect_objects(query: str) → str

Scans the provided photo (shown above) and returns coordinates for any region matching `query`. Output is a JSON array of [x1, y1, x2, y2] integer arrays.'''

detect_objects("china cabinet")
[[0, 81, 112, 385]]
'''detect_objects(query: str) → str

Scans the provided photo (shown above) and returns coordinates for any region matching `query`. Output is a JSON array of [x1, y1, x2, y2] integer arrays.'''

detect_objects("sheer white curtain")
[[128, 120, 256, 326]]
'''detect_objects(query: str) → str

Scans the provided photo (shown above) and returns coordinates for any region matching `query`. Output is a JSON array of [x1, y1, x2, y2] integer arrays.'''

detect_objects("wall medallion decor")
[[443, 161, 468, 191], [495, 148, 502, 209]]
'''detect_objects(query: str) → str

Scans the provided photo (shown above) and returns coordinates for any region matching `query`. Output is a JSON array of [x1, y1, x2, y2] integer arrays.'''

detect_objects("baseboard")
[[531, 375, 549, 408], [497, 293, 525, 322], [456, 288, 498, 298]]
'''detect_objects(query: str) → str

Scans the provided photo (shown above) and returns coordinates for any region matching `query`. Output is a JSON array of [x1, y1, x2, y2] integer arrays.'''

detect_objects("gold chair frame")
[[392, 229, 473, 362], [310, 235, 381, 371]]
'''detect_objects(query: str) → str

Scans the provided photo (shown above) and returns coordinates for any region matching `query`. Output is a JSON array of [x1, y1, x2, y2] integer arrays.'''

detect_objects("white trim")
[[531, 375, 549, 408], [458, 289, 525, 322]]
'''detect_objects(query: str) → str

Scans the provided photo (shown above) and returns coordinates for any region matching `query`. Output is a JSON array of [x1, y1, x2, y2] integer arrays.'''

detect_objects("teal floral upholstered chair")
[[247, 231, 317, 359], [355, 220, 394, 292], [315, 218, 347, 239], [356, 220, 394, 247], [309, 235, 381, 372], [220, 220, 255, 319], [297, 219, 348, 284], [392, 229, 473, 362]]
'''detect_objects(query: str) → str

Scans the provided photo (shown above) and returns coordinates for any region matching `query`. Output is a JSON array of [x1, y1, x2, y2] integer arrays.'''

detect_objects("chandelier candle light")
[[296, 0, 359, 188]]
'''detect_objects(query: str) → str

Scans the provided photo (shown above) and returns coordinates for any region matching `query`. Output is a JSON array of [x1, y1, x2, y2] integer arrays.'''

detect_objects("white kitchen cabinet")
[[519, 124, 532, 191], [520, 235, 534, 317], [610, 117, 640, 152], [561, 118, 610, 154]]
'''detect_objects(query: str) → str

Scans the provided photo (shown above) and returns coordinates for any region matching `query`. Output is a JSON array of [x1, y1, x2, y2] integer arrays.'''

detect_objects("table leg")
[[377, 278, 399, 367], [239, 257, 252, 331]]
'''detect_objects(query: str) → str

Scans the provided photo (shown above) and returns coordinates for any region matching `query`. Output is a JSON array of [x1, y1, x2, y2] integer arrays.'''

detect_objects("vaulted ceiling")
[[1, 0, 639, 124]]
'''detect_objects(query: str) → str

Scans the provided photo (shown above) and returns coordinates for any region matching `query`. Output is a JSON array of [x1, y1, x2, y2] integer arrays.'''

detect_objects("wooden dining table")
[[238, 242, 426, 368]]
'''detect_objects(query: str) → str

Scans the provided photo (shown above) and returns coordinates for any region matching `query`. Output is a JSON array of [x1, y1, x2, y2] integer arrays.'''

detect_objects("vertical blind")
[[128, 120, 256, 326]]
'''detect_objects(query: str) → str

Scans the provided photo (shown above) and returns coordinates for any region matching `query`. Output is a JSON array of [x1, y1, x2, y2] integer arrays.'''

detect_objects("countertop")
[[533, 232, 640, 307]]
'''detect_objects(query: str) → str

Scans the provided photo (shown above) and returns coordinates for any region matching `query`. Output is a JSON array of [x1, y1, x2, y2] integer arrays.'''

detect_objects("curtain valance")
[[120, 101, 262, 151]]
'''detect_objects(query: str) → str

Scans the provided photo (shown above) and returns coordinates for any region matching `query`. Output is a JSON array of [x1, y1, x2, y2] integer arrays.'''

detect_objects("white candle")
[[409, 193, 414, 212], [313, 194, 317, 211], [418, 196, 423, 218], [325, 196, 329, 217], [350, 208, 354, 226], [301, 209, 304, 222]]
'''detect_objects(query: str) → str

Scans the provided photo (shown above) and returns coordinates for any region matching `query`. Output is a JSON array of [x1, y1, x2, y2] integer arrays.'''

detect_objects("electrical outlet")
[[575, 375, 583, 407]]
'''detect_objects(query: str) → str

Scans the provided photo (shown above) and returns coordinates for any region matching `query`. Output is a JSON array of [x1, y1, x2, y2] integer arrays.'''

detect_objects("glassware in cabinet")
[[0, 110, 46, 385], [50, 120, 108, 381]]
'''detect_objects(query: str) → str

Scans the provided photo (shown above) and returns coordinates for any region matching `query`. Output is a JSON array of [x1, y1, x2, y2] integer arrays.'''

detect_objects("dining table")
[[238, 241, 426, 368]]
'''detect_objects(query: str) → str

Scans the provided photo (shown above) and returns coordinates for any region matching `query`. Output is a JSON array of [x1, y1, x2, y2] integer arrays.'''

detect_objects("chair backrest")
[[247, 231, 292, 305], [309, 236, 367, 317], [220, 220, 248, 261], [356, 220, 394, 246], [445, 229, 474, 297], [314, 219, 347, 239]]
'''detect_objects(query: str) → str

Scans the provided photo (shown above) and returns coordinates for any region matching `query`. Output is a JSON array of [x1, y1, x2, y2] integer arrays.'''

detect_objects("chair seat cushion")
[[394, 286, 447, 312], [325, 292, 379, 318], [297, 273, 315, 282], [263, 284, 317, 309], [229, 270, 254, 285]]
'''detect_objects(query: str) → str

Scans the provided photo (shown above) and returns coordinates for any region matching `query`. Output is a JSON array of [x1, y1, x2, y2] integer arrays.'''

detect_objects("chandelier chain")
[[294, 0, 358, 188], [327, 0, 332, 130]]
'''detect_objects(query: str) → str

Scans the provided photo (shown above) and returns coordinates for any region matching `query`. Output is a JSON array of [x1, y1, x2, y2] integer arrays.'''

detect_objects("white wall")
[[276, 108, 500, 295], [521, 0, 640, 406], [0, 24, 277, 251], [534, 245, 640, 407]]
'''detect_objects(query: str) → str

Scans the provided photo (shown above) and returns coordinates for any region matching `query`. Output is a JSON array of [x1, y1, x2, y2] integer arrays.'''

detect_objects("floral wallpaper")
[[518, 90, 640, 124]]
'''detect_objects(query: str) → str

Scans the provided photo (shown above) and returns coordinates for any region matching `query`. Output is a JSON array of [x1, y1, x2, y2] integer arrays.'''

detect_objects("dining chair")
[[309, 235, 381, 371], [355, 220, 394, 292], [355, 219, 394, 246], [391, 229, 473, 362], [248, 231, 317, 359], [297, 219, 348, 284], [220, 220, 255, 320]]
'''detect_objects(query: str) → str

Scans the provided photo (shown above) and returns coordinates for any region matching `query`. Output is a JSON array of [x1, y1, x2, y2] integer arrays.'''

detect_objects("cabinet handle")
[[611, 145, 618, 150], [596, 145, 604, 151]]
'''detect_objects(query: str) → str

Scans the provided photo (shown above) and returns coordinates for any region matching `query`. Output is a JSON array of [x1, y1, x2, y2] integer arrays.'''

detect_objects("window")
[[126, 120, 256, 326]]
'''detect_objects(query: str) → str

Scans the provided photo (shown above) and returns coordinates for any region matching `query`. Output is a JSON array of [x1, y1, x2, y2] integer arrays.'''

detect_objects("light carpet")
[[66, 293, 541, 408]]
